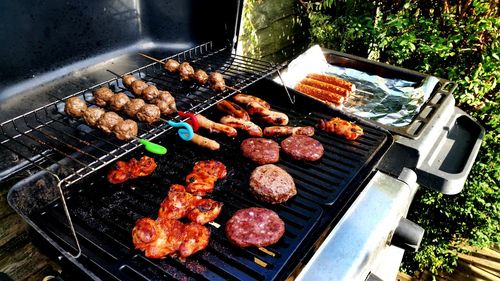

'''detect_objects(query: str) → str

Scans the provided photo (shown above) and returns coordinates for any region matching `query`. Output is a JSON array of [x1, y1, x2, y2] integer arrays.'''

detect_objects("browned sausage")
[[301, 78, 351, 98], [216, 100, 250, 121], [263, 126, 315, 138], [190, 133, 220, 151], [232, 94, 271, 109], [246, 102, 289, 126], [294, 83, 345, 105], [196, 114, 238, 137], [306, 73, 355, 92], [220, 116, 262, 137]]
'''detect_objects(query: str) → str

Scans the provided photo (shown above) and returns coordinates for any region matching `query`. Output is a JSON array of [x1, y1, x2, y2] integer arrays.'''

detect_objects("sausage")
[[306, 73, 355, 92], [301, 78, 351, 98], [263, 126, 315, 138], [216, 100, 250, 121], [220, 116, 262, 137], [232, 93, 271, 109], [246, 102, 289, 126], [190, 133, 220, 151], [196, 114, 238, 137], [294, 83, 345, 105]]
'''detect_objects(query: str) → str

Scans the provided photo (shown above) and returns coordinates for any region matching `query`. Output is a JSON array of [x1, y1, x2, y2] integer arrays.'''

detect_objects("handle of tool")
[[139, 139, 167, 155]]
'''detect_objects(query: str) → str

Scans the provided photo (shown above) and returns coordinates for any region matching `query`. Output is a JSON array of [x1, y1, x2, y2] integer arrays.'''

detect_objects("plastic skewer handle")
[[167, 121, 194, 141], [138, 139, 167, 155]]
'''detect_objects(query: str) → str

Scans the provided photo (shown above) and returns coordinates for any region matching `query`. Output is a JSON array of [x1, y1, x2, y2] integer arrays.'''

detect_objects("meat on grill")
[[113, 119, 138, 141], [142, 85, 160, 102], [178, 222, 210, 258], [185, 160, 227, 196], [131, 80, 149, 96], [249, 164, 296, 204], [109, 92, 130, 111], [263, 126, 315, 138], [158, 184, 200, 220], [194, 69, 209, 85], [187, 199, 223, 225], [123, 98, 146, 117], [93, 87, 114, 107], [306, 73, 356, 92], [164, 59, 180, 73], [225, 207, 285, 248], [216, 100, 250, 121], [156, 91, 177, 115], [96, 111, 123, 133], [294, 83, 345, 106], [132, 217, 184, 259], [136, 104, 161, 124], [64, 97, 87, 118], [82, 107, 105, 127], [281, 135, 324, 161], [301, 77, 351, 98], [122, 74, 137, 88], [246, 102, 289, 126], [190, 133, 220, 151], [240, 138, 280, 164], [232, 93, 270, 109], [220, 115, 262, 137], [318, 117, 364, 140], [179, 62, 195, 81], [196, 114, 238, 137], [107, 156, 157, 184], [208, 72, 226, 92]]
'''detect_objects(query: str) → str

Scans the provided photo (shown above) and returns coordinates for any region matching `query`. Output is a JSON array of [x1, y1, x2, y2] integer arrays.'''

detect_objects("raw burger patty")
[[281, 135, 324, 161], [225, 207, 285, 247], [249, 164, 296, 204], [240, 138, 279, 164]]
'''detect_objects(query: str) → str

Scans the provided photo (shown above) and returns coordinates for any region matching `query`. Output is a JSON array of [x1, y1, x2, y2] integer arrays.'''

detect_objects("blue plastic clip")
[[168, 121, 194, 141]]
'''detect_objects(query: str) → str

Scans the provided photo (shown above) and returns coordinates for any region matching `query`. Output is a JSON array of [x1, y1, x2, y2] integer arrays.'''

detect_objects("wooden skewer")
[[139, 53, 166, 65]]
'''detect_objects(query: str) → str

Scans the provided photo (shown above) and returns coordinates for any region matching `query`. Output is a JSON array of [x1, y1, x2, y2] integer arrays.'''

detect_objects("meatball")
[[122, 75, 137, 88], [249, 164, 297, 204], [209, 72, 226, 92], [156, 91, 177, 115], [164, 59, 180, 73], [123, 98, 145, 117], [142, 85, 159, 102], [93, 87, 114, 107], [108, 92, 130, 111], [194, 69, 208, 85], [97, 112, 123, 134], [225, 207, 285, 248], [178, 62, 194, 81], [131, 80, 148, 96], [113, 119, 138, 141], [64, 97, 87, 118], [240, 138, 280, 164], [83, 107, 105, 127], [137, 104, 161, 124]]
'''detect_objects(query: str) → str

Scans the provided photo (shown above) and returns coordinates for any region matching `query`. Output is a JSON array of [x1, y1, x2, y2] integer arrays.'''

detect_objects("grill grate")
[[0, 42, 277, 186]]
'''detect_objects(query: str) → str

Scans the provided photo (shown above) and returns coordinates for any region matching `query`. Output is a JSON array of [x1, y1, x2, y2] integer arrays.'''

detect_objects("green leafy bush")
[[306, 0, 500, 276]]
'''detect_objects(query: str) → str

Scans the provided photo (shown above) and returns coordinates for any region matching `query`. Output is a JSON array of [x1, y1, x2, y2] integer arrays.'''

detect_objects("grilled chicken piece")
[[196, 114, 238, 137], [107, 160, 130, 184], [83, 107, 105, 127], [187, 199, 223, 225], [194, 69, 209, 85], [122, 75, 137, 88], [164, 59, 180, 73], [123, 98, 146, 117], [263, 126, 315, 138], [131, 80, 149, 96], [208, 72, 226, 92], [93, 87, 114, 107], [158, 184, 200, 220], [97, 111, 123, 134], [65, 97, 88, 118], [132, 218, 184, 259], [137, 104, 161, 124], [179, 222, 210, 258], [220, 115, 263, 137], [107, 156, 157, 184], [178, 62, 195, 81], [185, 160, 227, 196], [113, 119, 138, 141], [246, 102, 289, 126], [318, 117, 364, 140], [232, 93, 271, 109], [216, 100, 250, 121], [109, 92, 130, 111]]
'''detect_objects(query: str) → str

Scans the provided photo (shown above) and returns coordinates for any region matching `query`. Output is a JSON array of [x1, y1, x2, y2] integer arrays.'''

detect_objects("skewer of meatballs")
[[139, 53, 226, 92]]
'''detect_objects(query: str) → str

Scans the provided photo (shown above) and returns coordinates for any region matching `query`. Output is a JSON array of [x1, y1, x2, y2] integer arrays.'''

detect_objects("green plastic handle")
[[139, 139, 167, 155]]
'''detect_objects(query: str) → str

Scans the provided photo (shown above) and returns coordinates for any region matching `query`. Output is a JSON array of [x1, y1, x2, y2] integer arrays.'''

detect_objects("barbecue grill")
[[0, 1, 484, 281]]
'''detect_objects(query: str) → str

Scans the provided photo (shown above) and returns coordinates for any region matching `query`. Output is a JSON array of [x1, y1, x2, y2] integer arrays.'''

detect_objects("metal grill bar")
[[0, 42, 277, 187]]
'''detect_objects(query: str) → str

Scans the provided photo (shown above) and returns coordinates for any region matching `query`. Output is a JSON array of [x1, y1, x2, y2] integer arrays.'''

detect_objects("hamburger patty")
[[225, 207, 285, 248], [240, 138, 279, 164], [249, 164, 296, 204], [281, 135, 324, 161]]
